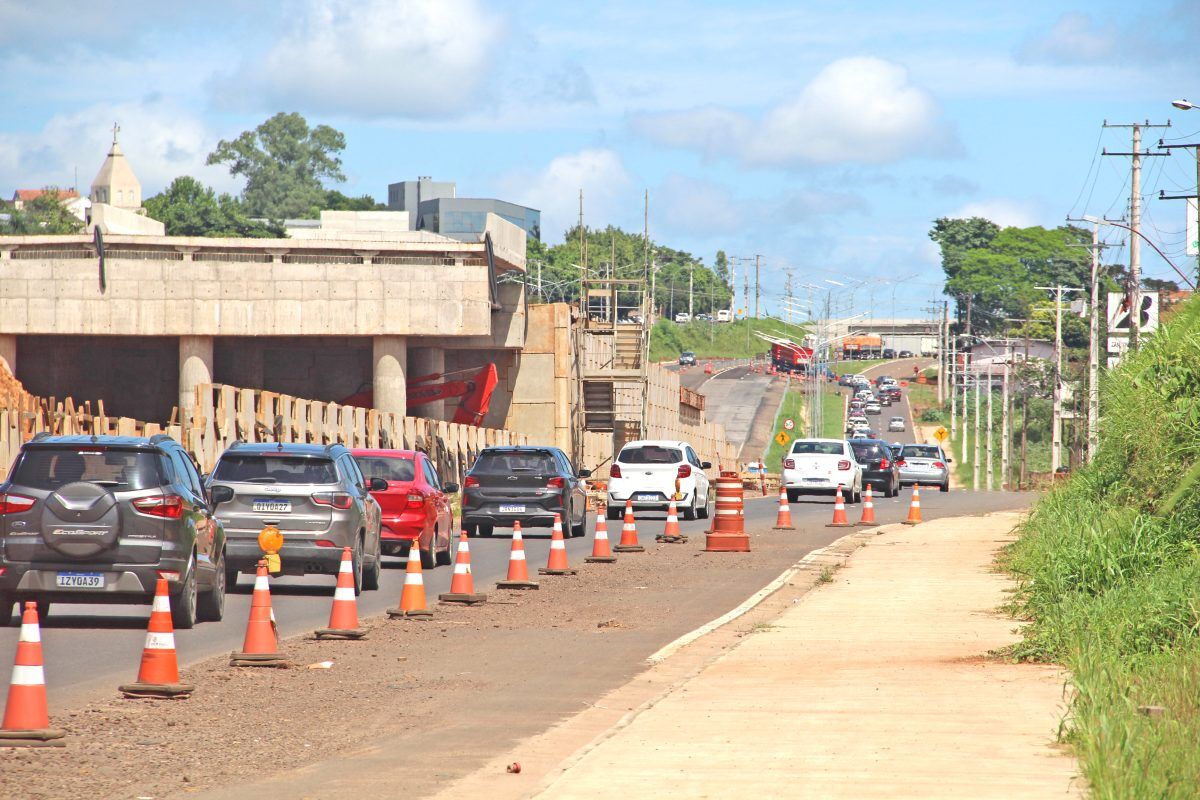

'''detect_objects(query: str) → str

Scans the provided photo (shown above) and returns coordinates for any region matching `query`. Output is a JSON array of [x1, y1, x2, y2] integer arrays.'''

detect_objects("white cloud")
[[629, 57, 959, 168], [949, 199, 1041, 229], [499, 148, 632, 241], [0, 100, 233, 197], [215, 0, 503, 119], [654, 174, 741, 237], [1018, 12, 1117, 65]]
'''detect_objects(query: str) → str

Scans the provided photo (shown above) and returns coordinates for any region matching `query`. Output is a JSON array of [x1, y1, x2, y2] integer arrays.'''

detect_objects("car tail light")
[[677, 464, 692, 478], [133, 495, 184, 519], [315, 539, 337, 548], [933, 461, 946, 469], [406, 493, 424, 509], [837, 460, 851, 471], [547, 476, 565, 489], [0, 493, 35, 515], [312, 492, 353, 510], [879, 458, 890, 469], [156, 570, 181, 582], [783, 458, 795, 469], [609, 464, 622, 478], [897, 459, 907, 467], [463, 475, 479, 489]]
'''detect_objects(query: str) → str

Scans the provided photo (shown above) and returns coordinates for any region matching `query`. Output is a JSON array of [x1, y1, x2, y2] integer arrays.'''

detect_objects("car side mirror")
[[209, 485, 234, 507], [368, 477, 388, 492], [701, 461, 712, 469], [577, 469, 592, 478], [945, 457, 953, 463], [443, 482, 460, 494]]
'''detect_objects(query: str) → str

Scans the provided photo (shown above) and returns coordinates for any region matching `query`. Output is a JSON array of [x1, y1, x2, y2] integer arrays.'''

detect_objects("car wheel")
[[171, 558, 198, 630], [225, 563, 240, 590], [350, 537, 364, 595], [477, 523, 494, 537], [941, 481, 950, 493], [436, 533, 453, 566], [420, 540, 436, 570], [571, 513, 588, 538], [787, 489, 800, 504], [197, 549, 226, 623], [35, 598, 51, 624], [698, 493, 710, 519], [681, 495, 697, 521], [606, 505, 622, 521], [363, 536, 382, 591], [0, 595, 12, 627]]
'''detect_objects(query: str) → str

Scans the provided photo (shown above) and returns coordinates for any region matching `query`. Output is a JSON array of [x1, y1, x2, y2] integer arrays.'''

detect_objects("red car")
[[351, 449, 457, 569]]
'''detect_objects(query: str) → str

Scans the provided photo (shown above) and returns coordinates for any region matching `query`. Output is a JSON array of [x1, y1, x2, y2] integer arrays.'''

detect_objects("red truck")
[[770, 342, 813, 374]]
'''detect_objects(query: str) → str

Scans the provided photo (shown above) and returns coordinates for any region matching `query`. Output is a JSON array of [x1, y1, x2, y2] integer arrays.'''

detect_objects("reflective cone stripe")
[[859, 484, 877, 525], [505, 523, 532, 582], [242, 563, 279, 655], [903, 484, 923, 525], [618, 500, 640, 547], [447, 533, 477, 595], [2, 603, 49, 731], [400, 545, 429, 611], [320, 547, 363, 635], [827, 486, 852, 527], [774, 487, 794, 529], [663, 501, 681, 538], [543, 514, 573, 572], [589, 507, 614, 559], [137, 580, 179, 683]]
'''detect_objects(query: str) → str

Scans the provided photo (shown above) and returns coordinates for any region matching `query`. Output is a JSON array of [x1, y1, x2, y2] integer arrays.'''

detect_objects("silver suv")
[[205, 443, 384, 593], [0, 434, 228, 628]]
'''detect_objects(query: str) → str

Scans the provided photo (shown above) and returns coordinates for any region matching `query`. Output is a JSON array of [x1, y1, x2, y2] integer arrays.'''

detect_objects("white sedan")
[[781, 438, 863, 504]]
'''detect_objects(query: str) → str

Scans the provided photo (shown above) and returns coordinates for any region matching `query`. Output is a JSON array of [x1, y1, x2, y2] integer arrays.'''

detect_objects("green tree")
[[323, 189, 386, 211], [714, 249, 729, 280], [206, 112, 346, 219], [144, 176, 285, 238], [0, 189, 83, 234]]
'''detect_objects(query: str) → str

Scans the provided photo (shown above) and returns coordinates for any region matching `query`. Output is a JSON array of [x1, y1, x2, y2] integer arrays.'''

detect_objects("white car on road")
[[781, 438, 863, 504], [607, 440, 711, 520]]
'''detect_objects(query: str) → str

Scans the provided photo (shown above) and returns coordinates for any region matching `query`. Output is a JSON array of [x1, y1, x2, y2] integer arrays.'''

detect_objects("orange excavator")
[[340, 364, 498, 426]]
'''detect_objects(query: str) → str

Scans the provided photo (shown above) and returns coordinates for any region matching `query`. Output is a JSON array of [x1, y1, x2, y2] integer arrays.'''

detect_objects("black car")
[[0, 434, 228, 628], [898, 350, 914, 358], [848, 438, 901, 498], [678, 351, 697, 366], [882, 348, 896, 359], [461, 446, 591, 537]]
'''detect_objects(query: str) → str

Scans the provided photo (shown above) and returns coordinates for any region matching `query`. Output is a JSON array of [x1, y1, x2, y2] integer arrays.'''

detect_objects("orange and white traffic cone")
[[230, 561, 290, 667], [315, 547, 367, 639], [614, 499, 644, 553], [858, 484, 877, 526], [539, 514, 578, 575], [586, 503, 617, 563], [773, 487, 794, 530], [119, 578, 195, 698], [387, 544, 433, 619], [656, 499, 687, 543], [826, 486, 853, 528], [439, 532, 487, 604], [497, 521, 540, 589], [0, 602, 65, 747], [903, 484, 923, 525]]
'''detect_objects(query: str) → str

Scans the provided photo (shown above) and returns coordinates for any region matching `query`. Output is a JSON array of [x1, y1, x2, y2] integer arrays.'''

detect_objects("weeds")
[[817, 565, 836, 584]]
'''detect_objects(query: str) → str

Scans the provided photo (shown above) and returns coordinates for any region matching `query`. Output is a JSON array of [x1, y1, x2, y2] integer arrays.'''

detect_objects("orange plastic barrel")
[[706, 471, 750, 552]]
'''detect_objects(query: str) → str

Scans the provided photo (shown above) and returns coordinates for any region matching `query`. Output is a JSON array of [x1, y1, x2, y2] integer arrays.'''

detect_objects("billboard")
[[1107, 291, 1159, 335]]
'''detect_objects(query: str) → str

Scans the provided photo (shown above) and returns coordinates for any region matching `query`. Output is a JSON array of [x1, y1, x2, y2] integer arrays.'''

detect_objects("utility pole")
[[960, 355, 970, 466], [938, 301, 949, 404], [688, 264, 694, 319], [754, 254, 761, 319], [1157, 137, 1200, 287], [1067, 218, 1115, 463], [949, 335, 957, 438], [973, 371, 981, 491], [1036, 285, 1082, 473], [986, 364, 994, 492], [1001, 358, 1010, 491], [1104, 120, 1169, 349]]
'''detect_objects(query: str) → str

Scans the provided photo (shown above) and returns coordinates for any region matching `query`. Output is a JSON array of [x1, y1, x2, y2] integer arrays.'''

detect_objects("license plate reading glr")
[[56, 572, 104, 588]]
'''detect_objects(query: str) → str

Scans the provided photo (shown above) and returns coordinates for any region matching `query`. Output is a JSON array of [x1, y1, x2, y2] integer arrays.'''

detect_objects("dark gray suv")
[[0, 434, 228, 628], [205, 442, 385, 593]]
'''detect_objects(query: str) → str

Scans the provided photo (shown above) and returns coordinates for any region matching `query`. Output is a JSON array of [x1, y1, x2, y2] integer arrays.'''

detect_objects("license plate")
[[635, 493, 659, 501], [253, 500, 291, 513], [499, 504, 526, 513], [56, 572, 104, 588], [804, 477, 825, 483]]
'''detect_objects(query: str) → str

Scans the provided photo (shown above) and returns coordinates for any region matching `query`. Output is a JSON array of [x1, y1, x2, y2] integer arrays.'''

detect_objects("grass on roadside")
[[763, 385, 806, 468], [649, 317, 809, 362]]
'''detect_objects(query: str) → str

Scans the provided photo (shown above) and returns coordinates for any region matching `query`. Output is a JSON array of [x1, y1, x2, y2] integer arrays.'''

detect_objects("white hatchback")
[[607, 440, 712, 520], [780, 438, 863, 504]]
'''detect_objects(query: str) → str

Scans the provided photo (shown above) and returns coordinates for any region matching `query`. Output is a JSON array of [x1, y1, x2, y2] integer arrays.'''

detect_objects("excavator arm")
[[339, 364, 498, 427]]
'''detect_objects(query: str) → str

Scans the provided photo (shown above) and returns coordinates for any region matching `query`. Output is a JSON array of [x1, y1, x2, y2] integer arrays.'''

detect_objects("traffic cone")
[[858, 484, 877, 526], [439, 532, 487, 604], [0, 602, 65, 747], [656, 499, 687, 543], [230, 561, 290, 667], [119, 578, 195, 698], [826, 486, 853, 528], [387, 544, 433, 619], [773, 487, 794, 530], [614, 499, 644, 553], [315, 547, 367, 639], [539, 514, 578, 575], [903, 484, 923, 525], [586, 503, 617, 563], [497, 521, 539, 589]]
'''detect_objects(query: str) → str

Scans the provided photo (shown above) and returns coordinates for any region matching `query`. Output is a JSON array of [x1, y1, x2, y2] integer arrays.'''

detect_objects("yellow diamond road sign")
[[775, 430, 791, 446], [933, 426, 949, 443]]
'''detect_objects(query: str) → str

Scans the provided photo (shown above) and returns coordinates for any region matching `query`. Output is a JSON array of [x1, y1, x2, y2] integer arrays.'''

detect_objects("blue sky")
[[2, 0, 1199, 316]]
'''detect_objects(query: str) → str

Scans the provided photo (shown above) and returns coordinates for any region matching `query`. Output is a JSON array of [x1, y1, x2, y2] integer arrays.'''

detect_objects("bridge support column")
[[179, 335, 213, 420], [0, 334, 15, 377], [407, 344, 445, 421], [373, 335, 408, 419]]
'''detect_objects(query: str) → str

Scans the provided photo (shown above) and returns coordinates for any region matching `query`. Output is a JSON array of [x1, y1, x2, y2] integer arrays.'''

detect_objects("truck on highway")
[[771, 342, 814, 373], [842, 335, 883, 360]]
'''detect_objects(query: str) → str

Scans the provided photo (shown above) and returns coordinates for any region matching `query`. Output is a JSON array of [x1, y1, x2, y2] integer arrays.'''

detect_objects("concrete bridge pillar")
[[0, 334, 16, 377], [373, 335, 408, 419], [179, 335, 213, 420], [407, 343, 445, 421]]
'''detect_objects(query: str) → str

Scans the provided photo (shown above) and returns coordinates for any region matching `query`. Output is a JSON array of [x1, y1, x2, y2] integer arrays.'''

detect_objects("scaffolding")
[[576, 275, 649, 456]]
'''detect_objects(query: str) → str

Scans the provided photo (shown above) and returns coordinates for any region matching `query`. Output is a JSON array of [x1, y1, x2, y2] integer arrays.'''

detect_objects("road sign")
[[1106, 335, 1129, 355], [933, 426, 949, 443], [1107, 292, 1159, 334], [774, 431, 791, 446], [783, 418, 795, 430]]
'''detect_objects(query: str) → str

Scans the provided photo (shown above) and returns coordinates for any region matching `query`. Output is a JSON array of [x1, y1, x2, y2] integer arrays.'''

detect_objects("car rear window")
[[619, 445, 682, 464], [901, 446, 942, 459], [851, 443, 887, 461], [354, 456, 416, 482], [472, 451, 557, 474], [790, 442, 844, 456], [11, 447, 166, 491], [212, 455, 337, 484]]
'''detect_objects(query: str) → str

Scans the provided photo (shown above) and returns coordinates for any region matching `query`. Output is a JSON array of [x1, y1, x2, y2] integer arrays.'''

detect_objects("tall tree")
[[714, 249, 729, 281], [206, 112, 346, 219], [144, 176, 284, 238]]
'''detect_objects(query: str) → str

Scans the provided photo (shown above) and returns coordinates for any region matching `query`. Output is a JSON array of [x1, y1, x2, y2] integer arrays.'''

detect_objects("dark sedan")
[[461, 446, 591, 537], [848, 438, 901, 498]]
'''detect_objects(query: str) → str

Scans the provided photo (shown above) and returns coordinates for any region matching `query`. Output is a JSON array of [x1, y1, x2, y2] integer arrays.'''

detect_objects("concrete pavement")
[[440, 511, 1082, 799]]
